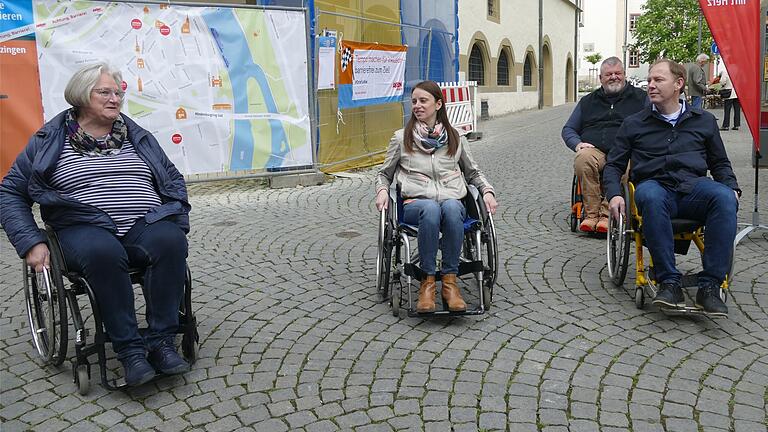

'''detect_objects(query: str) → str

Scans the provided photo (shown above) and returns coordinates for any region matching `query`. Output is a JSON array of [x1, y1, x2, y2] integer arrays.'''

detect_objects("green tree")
[[632, 0, 712, 63], [584, 53, 603, 66], [584, 53, 602, 86]]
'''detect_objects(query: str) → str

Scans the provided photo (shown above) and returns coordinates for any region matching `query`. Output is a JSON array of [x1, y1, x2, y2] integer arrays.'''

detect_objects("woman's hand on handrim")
[[26, 243, 51, 273], [375, 189, 389, 211], [483, 192, 497, 215]]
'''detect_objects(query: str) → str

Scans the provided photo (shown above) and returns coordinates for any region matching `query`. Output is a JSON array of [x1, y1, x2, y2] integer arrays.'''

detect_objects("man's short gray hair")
[[695, 53, 710, 63], [64, 62, 123, 108], [600, 56, 624, 71]]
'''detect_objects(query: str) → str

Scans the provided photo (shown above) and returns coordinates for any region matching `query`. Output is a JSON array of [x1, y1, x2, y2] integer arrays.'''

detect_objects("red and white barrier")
[[438, 81, 477, 135]]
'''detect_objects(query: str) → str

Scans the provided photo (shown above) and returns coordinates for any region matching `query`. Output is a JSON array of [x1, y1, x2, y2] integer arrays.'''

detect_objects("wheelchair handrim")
[[24, 266, 57, 362]]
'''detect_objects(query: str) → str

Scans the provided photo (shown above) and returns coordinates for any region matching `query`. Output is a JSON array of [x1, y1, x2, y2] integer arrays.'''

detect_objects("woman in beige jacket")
[[375, 80, 497, 313]]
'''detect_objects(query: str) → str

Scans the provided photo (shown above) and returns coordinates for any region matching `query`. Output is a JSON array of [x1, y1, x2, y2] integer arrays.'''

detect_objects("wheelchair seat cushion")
[[670, 218, 702, 234]]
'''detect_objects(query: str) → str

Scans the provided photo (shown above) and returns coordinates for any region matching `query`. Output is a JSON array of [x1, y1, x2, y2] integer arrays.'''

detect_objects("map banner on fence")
[[0, 1, 313, 176], [338, 40, 406, 109]]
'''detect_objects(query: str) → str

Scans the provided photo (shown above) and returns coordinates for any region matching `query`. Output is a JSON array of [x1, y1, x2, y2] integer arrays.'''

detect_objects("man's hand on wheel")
[[609, 196, 625, 221]]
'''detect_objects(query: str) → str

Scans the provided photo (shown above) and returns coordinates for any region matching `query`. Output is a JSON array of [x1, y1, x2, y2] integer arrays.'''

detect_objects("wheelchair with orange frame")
[[606, 182, 732, 316], [375, 183, 498, 317], [23, 226, 198, 395]]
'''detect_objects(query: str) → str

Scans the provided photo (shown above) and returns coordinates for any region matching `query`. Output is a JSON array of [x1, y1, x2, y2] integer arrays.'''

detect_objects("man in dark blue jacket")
[[604, 59, 740, 316], [562, 57, 647, 233]]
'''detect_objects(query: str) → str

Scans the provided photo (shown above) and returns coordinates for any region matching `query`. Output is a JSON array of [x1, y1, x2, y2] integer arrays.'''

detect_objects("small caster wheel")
[[75, 364, 90, 395], [391, 288, 400, 317], [634, 288, 645, 309]]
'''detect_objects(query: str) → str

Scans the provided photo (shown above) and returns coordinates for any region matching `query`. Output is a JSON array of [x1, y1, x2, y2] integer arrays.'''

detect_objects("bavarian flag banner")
[[338, 40, 407, 109]]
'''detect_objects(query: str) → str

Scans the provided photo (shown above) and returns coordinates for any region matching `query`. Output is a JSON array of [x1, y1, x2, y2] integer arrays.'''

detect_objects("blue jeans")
[[403, 199, 466, 275], [57, 219, 188, 359], [690, 95, 703, 109], [634, 179, 737, 286]]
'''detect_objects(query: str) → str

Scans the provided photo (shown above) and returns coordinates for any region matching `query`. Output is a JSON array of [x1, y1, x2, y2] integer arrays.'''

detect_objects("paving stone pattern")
[[1, 104, 766, 431]]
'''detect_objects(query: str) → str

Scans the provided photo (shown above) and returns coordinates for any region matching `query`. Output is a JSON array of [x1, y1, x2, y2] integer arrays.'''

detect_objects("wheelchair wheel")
[[180, 266, 198, 364], [376, 209, 393, 300], [24, 261, 68, 366], [606, 211, 630, 286], [482, 215, 498, 307], [474, 193, 498, 292], [570, 176, 581, 232]]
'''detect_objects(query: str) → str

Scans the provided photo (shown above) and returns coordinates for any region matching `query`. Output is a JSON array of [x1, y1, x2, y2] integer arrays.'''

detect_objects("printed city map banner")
[[0, 0, 44, 178], [338, 40, 406, 109], [0, 1, 312, 175], [699, 0, 761, 151]]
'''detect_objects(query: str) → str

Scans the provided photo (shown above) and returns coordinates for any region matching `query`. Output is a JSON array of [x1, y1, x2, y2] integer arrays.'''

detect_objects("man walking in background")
[[687, 54, 709, 109]]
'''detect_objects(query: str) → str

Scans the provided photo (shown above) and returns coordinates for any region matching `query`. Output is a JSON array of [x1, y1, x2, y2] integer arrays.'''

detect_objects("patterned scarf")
[[412, 120, 448, 154], [65, 108, 127, 157]]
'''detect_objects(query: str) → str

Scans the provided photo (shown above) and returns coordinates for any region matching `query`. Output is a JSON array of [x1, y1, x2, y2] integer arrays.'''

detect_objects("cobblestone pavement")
[[2, 104, 766, 432]]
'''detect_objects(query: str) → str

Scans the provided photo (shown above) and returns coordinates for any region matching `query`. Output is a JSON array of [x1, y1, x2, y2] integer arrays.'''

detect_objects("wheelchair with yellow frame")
[[606, 182, 731, 315]]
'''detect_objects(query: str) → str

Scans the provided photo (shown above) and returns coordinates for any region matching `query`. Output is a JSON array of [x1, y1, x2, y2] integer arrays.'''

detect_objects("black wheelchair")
[[606, 183, 731, 316], [23, 226, 198, 395], [375, 184, 498, 317]]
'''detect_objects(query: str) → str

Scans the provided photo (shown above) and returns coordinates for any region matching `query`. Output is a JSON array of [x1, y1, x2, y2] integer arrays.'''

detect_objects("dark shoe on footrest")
[[120, 354, 156, 386], [148, 340, 190, 375], [695, 281, 728, 317], [652, 282, 684, 308]]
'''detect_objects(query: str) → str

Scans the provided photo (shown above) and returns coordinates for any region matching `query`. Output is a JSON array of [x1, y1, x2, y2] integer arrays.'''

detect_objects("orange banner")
[[0, 38, 43, 177]]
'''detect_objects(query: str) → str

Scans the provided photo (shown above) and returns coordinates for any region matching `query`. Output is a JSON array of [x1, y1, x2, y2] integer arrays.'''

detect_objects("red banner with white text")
[[699, 0, 760, 152]]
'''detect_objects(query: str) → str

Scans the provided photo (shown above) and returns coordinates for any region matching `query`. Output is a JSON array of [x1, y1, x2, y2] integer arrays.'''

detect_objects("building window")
[[523, 53, 533, 87], [469, 43, 485, 85], [583, 42, 595, 53], [629, 14, 640, 32], [497, 50, 510, 86], [629, 49, 639, 68], [487, 0, 499, 20]]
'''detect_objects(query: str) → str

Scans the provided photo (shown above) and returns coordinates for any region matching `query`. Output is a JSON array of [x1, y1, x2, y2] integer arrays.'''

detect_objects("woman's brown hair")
[[403, 80, 460, 156]]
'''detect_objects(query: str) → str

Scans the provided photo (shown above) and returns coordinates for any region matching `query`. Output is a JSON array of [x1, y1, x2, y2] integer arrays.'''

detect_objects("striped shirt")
[[51, 138, 162, 236]]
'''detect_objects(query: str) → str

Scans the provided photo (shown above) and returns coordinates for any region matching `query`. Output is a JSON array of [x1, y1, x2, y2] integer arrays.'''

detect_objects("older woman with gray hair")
[[1, 62, 191, 386]]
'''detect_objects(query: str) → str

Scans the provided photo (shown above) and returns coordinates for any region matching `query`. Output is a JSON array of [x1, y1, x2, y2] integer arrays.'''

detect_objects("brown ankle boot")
[[416, 275, 436, 313], [441, 274, 467, 311]]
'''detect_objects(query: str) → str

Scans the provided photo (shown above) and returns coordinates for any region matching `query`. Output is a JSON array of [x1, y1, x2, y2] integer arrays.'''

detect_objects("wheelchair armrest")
[[43, 225, 71, 274], [467, 184, 480, 200]]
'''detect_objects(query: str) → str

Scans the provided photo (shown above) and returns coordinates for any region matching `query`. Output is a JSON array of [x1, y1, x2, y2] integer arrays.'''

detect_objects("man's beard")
[[603, 81, 624, 95]]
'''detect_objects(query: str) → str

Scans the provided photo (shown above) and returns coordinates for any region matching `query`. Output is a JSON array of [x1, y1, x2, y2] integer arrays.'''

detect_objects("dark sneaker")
[[695, 281, 728, 316], [731, 126, 739, 130], [652, 282, 684, 308], [148, 340, 190, 375], [120, 353, 156, 386]]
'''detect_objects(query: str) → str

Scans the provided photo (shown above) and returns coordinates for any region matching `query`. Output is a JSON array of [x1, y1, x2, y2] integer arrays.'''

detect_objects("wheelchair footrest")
[[406, 308, 486, 317], [404, 261, 484, 282], [658, 305, 727, 318]]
